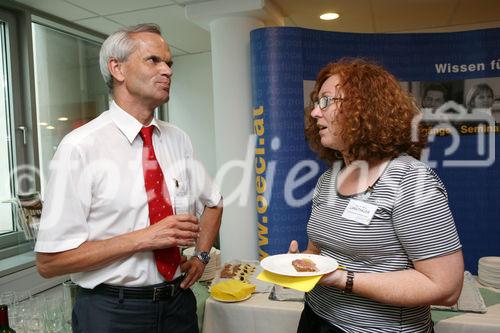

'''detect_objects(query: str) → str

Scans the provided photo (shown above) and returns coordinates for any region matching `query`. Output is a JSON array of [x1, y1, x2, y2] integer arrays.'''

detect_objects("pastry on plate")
[[292, 258, 318, 272]]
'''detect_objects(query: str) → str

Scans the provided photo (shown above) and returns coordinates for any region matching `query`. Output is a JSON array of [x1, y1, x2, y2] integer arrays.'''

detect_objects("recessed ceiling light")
[[46, 125, 55, 130], [39, 122, 48, 126], [320, 12, 340, 21], [58, 117, 68, 121]]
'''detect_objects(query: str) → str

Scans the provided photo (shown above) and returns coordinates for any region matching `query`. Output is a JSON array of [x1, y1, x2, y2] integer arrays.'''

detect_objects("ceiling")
[[12, 0, 500, 57]]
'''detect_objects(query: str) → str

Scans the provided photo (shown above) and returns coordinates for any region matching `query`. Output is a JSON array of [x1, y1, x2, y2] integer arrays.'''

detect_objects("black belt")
[[84, 275, 184, 301]]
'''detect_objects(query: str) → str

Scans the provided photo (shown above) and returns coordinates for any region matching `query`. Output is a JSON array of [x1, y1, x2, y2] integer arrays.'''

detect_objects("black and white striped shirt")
[[306, 154, 461, 333]]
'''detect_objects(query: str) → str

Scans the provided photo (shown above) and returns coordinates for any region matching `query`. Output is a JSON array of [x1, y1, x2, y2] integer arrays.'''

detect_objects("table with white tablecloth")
[[433, 286, 500, 333], [202, 288, 500, 333], [202, 293, 302, 333], [433, 303, 500, 333]]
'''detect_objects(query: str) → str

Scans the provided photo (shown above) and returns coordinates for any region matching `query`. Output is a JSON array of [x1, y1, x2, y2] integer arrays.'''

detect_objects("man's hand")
[[36, 213, 201, 278], [138, 214, 200, 251], [180, 256, 205, 288]]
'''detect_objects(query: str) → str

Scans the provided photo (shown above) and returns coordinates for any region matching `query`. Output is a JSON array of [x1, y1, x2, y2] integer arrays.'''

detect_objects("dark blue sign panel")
[[251, 27, 500, 274]]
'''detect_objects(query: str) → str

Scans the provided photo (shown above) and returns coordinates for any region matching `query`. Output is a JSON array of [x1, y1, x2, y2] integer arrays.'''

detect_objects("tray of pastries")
[[210, 260, 273, 293]]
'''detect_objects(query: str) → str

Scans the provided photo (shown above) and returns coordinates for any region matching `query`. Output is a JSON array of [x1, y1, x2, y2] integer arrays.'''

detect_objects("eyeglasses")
[[313, 96, 344, 110]]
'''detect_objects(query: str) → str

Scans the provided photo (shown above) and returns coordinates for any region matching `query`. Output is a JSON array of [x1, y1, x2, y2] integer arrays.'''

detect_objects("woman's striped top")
[[306, 154, 461, 333]]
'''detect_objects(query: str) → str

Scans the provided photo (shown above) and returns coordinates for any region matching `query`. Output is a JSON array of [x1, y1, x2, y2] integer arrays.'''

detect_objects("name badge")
[[342, 199, 378, 225]]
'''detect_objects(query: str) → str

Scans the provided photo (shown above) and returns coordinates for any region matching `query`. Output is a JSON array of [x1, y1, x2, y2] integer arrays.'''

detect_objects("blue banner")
[[251, 27, 500, 274]]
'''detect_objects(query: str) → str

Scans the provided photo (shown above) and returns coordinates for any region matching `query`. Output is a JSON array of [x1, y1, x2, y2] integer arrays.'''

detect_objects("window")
[[32, 21, 108, 188], [0, 6, 106, 265]]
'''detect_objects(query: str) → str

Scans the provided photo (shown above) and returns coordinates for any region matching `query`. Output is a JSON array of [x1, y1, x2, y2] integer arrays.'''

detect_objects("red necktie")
[[140, 126, 180, 281]]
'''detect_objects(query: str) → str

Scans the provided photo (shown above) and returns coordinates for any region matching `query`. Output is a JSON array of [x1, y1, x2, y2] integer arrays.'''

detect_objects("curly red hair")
[[305, 58, 427, 164]]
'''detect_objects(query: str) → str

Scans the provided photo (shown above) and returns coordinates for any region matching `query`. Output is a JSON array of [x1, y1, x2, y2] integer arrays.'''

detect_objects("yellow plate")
[[211, 293, 252, 303]]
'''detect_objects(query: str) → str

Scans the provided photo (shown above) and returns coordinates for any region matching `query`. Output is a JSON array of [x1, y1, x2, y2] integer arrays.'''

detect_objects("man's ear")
[[108, 57, 125, 83]]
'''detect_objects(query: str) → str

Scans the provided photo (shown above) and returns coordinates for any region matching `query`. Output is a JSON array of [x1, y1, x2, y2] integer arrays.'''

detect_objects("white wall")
[[169, 52, 217, 177]]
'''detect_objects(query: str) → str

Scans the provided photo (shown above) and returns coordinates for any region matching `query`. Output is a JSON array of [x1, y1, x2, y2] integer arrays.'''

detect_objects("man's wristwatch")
[[193, 250, 211, 265]]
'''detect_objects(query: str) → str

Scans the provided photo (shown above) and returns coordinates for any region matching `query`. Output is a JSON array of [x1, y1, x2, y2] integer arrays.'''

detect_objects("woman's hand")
[[319, 269, 346, 288], [288, 240, 321, 255], [288, 240, 299, 253]]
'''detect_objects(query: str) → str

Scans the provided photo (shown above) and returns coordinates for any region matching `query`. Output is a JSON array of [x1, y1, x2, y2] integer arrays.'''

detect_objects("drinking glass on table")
[[0, 291, 15, 307], [12, 290, 32, 331], [0, 291, 16, 329], [62, 280, 78, 330], [26, 295, 44, 333], [43, 295, 65, 333]]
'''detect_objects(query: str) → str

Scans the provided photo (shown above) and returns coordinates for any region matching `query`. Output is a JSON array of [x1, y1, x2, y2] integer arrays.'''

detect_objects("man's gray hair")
[[99, 23, 162, 89]]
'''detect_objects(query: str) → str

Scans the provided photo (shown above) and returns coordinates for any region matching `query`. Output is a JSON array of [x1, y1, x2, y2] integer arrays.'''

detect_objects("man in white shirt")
[[35, 23, 222, 332]]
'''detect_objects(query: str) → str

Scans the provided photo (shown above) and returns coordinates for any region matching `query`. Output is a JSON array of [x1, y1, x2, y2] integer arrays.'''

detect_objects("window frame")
[[0, 8, 29, 244]]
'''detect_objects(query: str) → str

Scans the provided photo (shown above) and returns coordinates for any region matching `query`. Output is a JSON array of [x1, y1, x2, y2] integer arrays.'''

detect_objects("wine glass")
[[26, 295, 44, 333], [0, 291, 15, 306], [62, 280, 78, 329]]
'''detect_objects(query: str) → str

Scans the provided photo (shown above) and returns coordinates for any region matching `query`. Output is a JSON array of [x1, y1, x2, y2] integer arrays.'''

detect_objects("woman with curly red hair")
[[290, 59, 464, 333]]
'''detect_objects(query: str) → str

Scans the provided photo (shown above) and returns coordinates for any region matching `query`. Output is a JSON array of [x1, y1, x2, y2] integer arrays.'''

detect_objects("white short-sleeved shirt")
[[35, 102, 221, 288], [306, 155, 461, 333]]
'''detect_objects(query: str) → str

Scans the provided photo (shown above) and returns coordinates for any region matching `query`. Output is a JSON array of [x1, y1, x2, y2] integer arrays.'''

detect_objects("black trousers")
[[72, 285, 198, 333], [298, 302, 436, 333], [297, 303, 346, 333]]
